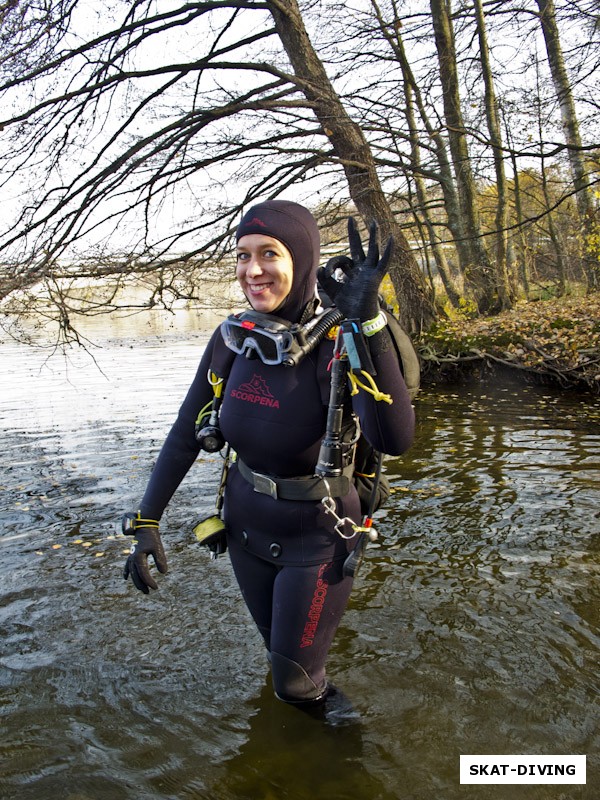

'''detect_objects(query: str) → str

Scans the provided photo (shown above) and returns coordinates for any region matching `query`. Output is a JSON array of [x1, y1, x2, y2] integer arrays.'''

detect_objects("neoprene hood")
[[236, 200, 321, 323]]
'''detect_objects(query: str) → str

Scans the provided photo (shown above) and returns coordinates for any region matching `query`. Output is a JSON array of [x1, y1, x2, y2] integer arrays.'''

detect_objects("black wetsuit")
[[140, 322, 415, 701]]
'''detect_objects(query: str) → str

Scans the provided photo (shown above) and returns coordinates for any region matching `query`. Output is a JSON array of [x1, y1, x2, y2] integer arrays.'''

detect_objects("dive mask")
[[221, 310, 297, 365]]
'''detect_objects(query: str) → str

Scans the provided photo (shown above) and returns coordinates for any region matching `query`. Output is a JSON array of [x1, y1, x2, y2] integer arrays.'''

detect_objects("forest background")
[[0, 0, 598, 390]]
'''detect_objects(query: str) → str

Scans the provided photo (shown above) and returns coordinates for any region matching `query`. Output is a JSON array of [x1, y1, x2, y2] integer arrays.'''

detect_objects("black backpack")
[[347, 308, 420, 515]]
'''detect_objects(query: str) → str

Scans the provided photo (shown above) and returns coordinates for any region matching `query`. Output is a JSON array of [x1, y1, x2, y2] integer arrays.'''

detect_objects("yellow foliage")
[[585, 217, 600, 261], [380, 275, 399, 314], [443, 296, 478, 321]]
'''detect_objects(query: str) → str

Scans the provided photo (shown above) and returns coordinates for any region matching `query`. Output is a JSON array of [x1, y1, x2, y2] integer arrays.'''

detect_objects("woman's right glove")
[[123, 524, 168, 594]]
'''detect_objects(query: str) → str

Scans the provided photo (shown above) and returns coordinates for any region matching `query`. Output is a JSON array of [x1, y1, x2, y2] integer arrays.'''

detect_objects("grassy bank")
[[418, 292, 600, 394]]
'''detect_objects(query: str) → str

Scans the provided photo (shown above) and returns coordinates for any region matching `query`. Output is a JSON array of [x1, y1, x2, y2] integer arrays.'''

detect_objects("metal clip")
[[321, 495, 363, 540]]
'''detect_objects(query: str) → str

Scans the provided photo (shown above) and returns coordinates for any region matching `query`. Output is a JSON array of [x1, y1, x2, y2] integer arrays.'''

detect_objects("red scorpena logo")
[[230, 374, 280, 409], [300, 564, 329, 648], [243, 216, 267, 228]]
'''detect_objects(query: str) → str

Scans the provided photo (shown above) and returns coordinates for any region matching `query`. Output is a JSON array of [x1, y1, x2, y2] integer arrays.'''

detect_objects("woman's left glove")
[[123, 527, 168, 594], [318, 217, 393, 321]]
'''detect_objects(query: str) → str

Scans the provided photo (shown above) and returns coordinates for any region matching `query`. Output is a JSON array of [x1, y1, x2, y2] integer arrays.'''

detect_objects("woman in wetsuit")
[[123, 200, 415, 708]]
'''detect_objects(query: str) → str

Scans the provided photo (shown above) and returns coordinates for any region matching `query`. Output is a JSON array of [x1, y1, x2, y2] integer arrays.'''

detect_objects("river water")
[[1, 311, 598, 800]]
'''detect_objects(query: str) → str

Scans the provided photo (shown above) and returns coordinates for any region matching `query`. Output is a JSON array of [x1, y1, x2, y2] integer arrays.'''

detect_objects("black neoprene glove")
[[123, 527, 168, 594], [318, 217, 393, 321]]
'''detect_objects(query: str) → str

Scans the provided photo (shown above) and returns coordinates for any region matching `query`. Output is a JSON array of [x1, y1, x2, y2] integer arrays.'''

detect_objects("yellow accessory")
[[361, 311, 387, 337], [209, 371, 225, 398], [133, 512, 159, 529], [193, 515, 226, 544], [348, 370, 393, 404], [122, 511, 159, 535], [195, 371, 225, 427]]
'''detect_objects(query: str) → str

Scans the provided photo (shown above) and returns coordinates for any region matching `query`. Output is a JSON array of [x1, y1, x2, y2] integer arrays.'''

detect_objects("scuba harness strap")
[[194, 303, 406, 566], [201, 306, 359, 504]]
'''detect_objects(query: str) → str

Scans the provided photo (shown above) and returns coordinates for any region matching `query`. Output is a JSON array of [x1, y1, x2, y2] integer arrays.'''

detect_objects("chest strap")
[[236, 458, 353, 502]]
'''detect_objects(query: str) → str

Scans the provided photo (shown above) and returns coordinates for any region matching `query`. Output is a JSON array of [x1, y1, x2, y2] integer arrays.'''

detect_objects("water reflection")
[[1, 312, 598, 799]]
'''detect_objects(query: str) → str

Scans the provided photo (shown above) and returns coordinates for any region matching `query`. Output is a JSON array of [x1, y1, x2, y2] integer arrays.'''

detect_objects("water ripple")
[[1, 319, 599, 799]]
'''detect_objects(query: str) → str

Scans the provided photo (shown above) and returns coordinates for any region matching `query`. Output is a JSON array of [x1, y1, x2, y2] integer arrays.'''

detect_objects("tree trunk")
[[429, 0, 497, 312], [375, 6, 473, 289], [535, 0, 598, 290], [502, 102, 530, 298], [533, 55, 568, 296], [510, 165, 532, 299], [404, 75, 462, 309], [473, 0, 513, 310], [267, 0, 435, 335]]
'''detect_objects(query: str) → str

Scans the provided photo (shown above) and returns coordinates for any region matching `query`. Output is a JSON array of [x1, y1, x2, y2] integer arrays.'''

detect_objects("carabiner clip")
[[321, 495, 360, 540]]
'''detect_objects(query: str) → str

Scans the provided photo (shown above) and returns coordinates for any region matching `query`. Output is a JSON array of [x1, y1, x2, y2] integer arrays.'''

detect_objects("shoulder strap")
[[210, 326, 236, 383]]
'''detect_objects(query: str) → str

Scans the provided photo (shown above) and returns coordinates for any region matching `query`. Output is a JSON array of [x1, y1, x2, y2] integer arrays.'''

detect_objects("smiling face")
[[236, 234, 294, 314]]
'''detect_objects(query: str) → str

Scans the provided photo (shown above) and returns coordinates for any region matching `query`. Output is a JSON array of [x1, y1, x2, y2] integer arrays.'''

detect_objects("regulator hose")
[[282, 307, 343, 367]]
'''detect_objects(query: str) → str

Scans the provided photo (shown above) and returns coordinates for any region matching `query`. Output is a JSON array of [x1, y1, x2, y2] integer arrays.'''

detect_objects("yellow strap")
[[209, 371, 224, 398], [348, 370, 393, 404], [196, 370, 225, 424], [134, 512, 159, 529]]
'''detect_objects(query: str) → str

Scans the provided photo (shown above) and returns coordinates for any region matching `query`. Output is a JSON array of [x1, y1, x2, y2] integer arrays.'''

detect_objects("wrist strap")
[[361, 311, 387, 337], [135, 515, 159, 529], [123, 510, 160, 535]]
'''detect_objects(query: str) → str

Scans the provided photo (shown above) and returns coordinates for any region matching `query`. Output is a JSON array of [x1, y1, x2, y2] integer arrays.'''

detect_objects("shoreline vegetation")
[[2, 283, 598, 395], [418, 292, 600, 395]]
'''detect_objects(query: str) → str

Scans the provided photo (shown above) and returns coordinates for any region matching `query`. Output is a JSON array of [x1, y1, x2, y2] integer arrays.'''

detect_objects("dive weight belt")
[[237, 459, 354, 501]]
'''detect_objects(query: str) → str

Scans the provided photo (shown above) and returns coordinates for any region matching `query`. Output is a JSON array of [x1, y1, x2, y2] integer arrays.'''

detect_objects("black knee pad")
[[270, 652, 327, 705]]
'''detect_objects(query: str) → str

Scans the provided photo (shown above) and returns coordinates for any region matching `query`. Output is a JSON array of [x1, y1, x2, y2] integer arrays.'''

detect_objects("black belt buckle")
[[253, 472, 278, 499]]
